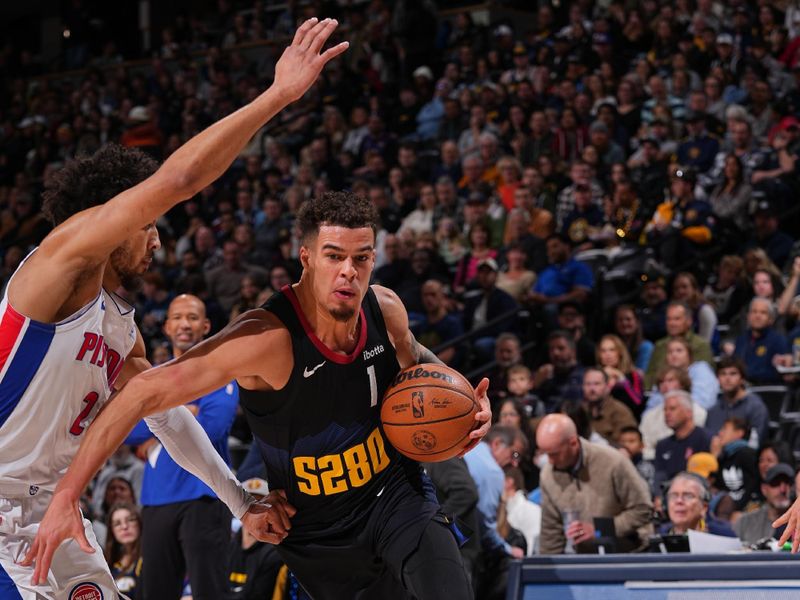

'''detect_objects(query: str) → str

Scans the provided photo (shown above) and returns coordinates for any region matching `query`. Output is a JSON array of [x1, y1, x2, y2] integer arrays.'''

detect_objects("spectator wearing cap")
[[733, 296, 790, 384], [708, 153, 753, 233], [645, 166, 715, 265], [500, 42, 535, 91], [121, 105, 163, 158], [711, 416, 760, 511], [746, 198, 794, 269], [226, 478, 284, 600], [686, 452, 719, 490], [588, 120, 625, 171], [560, 184, 605, 249], [555, 160, 604, 231], [706, 356, 769, 447], [659, 472, 737, 538], [677, 110, 720, 173], [735, 463, 794, 545], [527, 233, 594, 313], [462, 257, 519, 364]]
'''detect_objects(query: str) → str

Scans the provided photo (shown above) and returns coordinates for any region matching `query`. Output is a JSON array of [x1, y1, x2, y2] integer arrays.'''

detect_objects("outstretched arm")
[[372, 285, 491, 454], [14, 19, 347, 315], [21, 314, 291, 584]]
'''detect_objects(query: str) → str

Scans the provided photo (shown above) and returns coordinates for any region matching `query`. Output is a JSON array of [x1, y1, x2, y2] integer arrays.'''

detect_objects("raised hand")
[[19, 490, 95, 585], [774, 496, 800, 553], [273, 18, 349, 104], [459, 377, 492, 457], [241, 490, 298, 544]]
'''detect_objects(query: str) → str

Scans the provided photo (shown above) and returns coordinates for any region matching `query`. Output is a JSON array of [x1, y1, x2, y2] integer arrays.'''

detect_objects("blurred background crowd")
[[4, 0, 800, 598]]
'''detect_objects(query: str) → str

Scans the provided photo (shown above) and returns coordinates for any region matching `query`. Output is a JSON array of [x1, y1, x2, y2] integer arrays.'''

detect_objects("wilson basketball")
[[380, 363, 478, 462]]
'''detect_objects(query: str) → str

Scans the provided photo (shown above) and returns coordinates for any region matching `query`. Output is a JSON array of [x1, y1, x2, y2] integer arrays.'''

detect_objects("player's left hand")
[[774, 496, 800, 552], [458, 377, 491, 457], [241, 490, 297, 545]]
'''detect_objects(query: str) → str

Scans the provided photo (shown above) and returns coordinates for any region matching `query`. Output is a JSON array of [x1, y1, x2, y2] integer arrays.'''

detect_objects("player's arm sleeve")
[[144, 406, 254, 519]]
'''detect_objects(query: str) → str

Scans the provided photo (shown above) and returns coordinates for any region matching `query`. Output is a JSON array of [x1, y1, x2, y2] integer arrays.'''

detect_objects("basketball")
[[380, 363, 478, 462]]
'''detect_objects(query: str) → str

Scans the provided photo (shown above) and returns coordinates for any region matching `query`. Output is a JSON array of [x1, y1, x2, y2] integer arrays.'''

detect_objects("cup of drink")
[[561, 508, 581, 554]]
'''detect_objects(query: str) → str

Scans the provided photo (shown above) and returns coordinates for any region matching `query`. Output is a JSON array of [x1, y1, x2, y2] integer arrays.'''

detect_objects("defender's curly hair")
[[296, 191, 379, 242], [42, 144, 159, 226]]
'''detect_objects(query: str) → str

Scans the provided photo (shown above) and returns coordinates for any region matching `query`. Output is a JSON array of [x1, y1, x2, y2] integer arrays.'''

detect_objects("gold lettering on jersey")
[[292, 427, 391, 496]]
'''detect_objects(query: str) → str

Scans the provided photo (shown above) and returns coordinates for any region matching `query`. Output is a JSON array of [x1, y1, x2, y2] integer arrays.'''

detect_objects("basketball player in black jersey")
[[30, 192, 492, 598]]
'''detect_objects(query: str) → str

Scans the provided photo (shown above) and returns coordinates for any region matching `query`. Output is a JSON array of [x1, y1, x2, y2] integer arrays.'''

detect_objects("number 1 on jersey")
[[367, 364, 377, 407]]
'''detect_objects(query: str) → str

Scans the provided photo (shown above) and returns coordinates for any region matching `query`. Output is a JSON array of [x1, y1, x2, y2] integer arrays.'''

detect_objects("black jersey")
[[240, 285, 432, 541]]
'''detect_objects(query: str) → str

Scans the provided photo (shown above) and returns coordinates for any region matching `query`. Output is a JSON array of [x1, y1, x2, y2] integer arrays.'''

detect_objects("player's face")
[[163, 296, 210, 352], [304, 226, 375, 322], [110, 508, 140, 545], [110, 222, 160, 291]]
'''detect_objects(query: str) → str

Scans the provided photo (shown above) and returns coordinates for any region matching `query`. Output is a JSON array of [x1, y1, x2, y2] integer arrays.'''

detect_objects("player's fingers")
[[77, 528, 95, 554], [292, 17, 319, 46], [277, 496, 298, 517], [19, 537, 38, 567], [34, 542, 55, 586], [794, 530, 800, 554], [267, 502, 291, 532], [319, 41, 350, 66], [300, 18, 331, 51], [308, 18, 338, 55]]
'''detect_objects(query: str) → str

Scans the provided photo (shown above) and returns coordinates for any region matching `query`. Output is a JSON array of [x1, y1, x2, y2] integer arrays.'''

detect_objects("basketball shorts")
[[276, 472, 471, 600], [0, 491, 123, 600]]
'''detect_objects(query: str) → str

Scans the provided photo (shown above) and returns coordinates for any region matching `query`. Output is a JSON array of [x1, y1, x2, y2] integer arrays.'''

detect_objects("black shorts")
[[276, 473, 460, 599]]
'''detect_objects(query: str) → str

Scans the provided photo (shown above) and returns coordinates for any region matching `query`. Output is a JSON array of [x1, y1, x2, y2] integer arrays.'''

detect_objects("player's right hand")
[[272, 18, 349, 104], [241, 490, 297, 545], [19, 489, 94, 585]]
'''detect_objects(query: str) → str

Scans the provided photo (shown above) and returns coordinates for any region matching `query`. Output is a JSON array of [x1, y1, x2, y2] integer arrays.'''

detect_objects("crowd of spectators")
[[5, 0, 800, 597]]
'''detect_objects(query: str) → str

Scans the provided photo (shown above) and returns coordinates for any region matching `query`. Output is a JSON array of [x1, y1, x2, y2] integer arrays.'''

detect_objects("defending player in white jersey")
[[0, 19, 347, 598]]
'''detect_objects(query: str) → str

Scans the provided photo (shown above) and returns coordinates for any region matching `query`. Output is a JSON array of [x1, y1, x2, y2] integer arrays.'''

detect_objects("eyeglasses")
[[111, 516, 139, 529], [666, 492, 699, 502]]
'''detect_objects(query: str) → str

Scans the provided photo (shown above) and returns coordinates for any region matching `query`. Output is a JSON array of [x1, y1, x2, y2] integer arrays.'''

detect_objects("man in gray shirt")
[[734, 463, 794, 545]]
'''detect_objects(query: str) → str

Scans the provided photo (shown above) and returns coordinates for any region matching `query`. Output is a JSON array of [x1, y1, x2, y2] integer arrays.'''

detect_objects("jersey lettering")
[[75, 332, 124, 388], [292, 427, 391, 496]]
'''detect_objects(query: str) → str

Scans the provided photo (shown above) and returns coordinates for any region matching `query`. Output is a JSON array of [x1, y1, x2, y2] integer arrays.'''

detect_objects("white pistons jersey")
[[0, 281, 136, 496]]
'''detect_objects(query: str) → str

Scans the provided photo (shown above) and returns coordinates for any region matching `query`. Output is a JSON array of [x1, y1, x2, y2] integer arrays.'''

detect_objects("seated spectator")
[[205, 240, 269, 314], [527, 233, 594, 312], [409, 279, 465, 368], [646, 338, 719, 410], [503, 366, 545, 422], [496, 243, 536, 303], [645, 301, 714, 390], [502, 466, 542, 555], [496, 398, 540, 486], [462, 258, 519, 364], [561, 184, 605, 249], [638, 273, 669, 342], [105, 502, 143, 599], [746, 198, 794, 270], [613, 304, 654, 372], [398, 183, 437, 236], [654, 391, 712, 493], [734, 463, 794, 546], [671, 272, 719, 349], [395, 248, 448, 315], [434, 216, 468, 269], [677, 110, 719, 173], [536, 414, 653, 554], [758, 442, 796, 482], [640, 367, 708, 459], [596, 333, 645, 420], [708, 154, 752, 233], [485, 332, 524, 402], [581, 368, 637, 445], [619, 426, 656, 494], [532, 330, 586, 412], [659, 473, 737, 538], [229, 275, 264, 322], [705, 357, 769, 447], [703, 255, 750, 326], [556, 301, 596, 367], [711, 417, 760, 511], [733, 297, 790, 384], [453, 220, 498, 294], [226, 478, 283, 600]]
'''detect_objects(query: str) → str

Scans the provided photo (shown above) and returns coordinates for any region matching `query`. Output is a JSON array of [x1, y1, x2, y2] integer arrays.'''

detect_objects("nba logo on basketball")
[[69, 582, 103, 600], [411, 391, 424, 418]]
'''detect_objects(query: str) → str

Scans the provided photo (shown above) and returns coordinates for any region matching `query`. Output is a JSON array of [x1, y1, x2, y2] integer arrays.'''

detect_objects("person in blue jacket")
[[127, 294, 239, 600], [733, 297, 789, 384]]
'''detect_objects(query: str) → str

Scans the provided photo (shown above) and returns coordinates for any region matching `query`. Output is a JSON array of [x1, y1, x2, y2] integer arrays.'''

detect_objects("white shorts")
[[0, 492, 122, 600]]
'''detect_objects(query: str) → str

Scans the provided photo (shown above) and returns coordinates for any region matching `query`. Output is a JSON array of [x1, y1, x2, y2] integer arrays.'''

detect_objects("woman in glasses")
[[105, 502, 144, 599]]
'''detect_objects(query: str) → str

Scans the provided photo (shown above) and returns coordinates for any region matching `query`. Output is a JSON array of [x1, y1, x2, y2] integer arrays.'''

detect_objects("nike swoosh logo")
[[377, 486, 385, 497], [303, 361, 326, 378]]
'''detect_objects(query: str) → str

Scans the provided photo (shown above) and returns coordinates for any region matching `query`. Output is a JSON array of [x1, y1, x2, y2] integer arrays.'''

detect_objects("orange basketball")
[[380, 363, 478, 462]]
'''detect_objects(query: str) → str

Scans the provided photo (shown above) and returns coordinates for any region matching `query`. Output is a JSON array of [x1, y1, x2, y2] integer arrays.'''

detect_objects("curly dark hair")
[[42, 144, 159, 226], [296, 191, 379, 242]]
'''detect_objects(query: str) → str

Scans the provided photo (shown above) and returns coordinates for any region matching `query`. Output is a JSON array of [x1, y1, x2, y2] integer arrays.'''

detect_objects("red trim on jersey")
[[0, 304, 26, 373], [283, 285, 368, 364]]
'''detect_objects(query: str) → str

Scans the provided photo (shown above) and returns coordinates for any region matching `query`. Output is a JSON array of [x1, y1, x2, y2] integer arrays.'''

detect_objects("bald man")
[[126, 294, 240, 599], [537, 414, 653, 554]]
